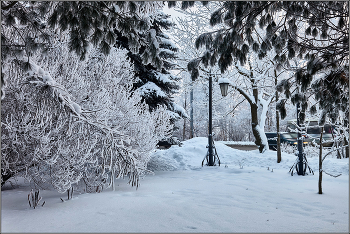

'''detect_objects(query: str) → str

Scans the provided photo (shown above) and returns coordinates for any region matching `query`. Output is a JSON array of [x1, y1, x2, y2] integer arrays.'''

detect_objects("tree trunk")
[[183, 92, 187, 140], [183, 119, 186, 141], [275, 76, 281, 163], [318, 126, 324, 194], [344, 136, 349, 158], [251, 103, 266, 153], [276, 114, 282, 163], [190, 85, 194, 139], [233, 67, 270, 153]]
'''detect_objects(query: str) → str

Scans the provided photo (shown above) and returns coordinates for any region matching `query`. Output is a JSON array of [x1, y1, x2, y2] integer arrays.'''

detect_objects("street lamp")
[[289, 102, 314, 176], [296, 102, 305, 175], [202, 72, 220, 167], [219, 78, 230, 97]]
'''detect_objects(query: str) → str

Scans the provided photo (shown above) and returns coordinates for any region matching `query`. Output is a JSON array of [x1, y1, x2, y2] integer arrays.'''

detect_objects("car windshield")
[[307, 127, 321, 134], [286, 133, 298, 138], [265, 133, 277, 138]]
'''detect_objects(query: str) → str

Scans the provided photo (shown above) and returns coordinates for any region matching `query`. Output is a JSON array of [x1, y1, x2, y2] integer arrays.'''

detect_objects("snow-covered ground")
[[216, 140, 257, 145], [1, 137, 349, 233]]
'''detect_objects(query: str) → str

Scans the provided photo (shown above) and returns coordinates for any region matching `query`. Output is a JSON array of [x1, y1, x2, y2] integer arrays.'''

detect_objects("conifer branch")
[[2, 1, 18, 11]]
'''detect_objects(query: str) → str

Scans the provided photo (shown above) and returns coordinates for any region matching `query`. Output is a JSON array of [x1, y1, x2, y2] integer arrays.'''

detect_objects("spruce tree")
[[115, 10, 187, 123]]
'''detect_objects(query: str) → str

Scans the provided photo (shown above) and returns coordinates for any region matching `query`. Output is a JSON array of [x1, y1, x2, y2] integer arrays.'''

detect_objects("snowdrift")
[[148, 137, 349, 175]]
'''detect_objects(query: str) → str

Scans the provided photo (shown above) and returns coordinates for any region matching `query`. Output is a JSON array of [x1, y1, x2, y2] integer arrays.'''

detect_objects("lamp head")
[[219, 82, 229, 97]]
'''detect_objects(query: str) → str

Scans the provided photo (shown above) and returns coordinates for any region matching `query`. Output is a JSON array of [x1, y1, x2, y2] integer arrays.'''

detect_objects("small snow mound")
[[71, 102, 82, 115]]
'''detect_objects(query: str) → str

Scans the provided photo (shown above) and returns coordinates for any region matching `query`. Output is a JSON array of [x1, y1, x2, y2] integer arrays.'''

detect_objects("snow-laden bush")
[[1, 45, 172, 192], [280, 142, 342, 159]]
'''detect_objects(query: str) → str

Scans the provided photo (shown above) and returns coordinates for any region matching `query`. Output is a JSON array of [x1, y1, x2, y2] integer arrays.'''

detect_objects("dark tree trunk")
[[275, 75, 281, 163], [318, 126, 324, 194], [190, 87, 194, 139], [183, 93, 187, 141], [345, 137, 349, 158], [276, 114, 282, 163]]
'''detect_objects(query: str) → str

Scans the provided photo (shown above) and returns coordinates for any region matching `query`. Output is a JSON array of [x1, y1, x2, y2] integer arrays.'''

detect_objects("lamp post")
[[289, 101, 313, 176], [296, 102, 305, 175], [190, 87, 194, 138], [208, 74, 214, 166], [297, 102, 305, 175], [202, 72, 221, 166]]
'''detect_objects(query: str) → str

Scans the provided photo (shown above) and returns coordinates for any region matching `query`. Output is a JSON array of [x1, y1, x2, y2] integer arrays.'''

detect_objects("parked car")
[[286, 119, 334, 147], [265, 132, 313, 150], [156, 137, 182, 149], [266, 130, 334, 151]]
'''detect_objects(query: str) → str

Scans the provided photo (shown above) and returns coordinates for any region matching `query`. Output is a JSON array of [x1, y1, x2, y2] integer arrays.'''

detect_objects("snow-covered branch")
[[1, 45, 172, 192]]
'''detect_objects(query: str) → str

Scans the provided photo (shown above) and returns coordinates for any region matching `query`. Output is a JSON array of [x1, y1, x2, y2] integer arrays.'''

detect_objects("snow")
[[154, 72, 174, 84], [159, 48, 176, 55], [254, 124, 269, 152], [256, 93, 273, 152], [172, 103, 189, 118], [218, 77, 230, 84], [137, 81, 167, 98], [159, 37, 179, 50], [149, 29, 159, 50], [149, 28, 156, 38], [166, 109, 180, 120], [217, 141, 256, 145], [71, 101, 82, 115], [235, 62, 251, 77], [20, 58, 85, 118], [1, 137, 349, 233], [114, 5, 120, 13]]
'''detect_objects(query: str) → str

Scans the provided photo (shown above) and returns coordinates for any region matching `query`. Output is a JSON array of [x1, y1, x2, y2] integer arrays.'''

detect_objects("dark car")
[[265, 132, 299, 150], [286, 120, 334, 147], [156, 137, 182, 149], [266, 132, 317, 150], [303, 127, 334, 147]]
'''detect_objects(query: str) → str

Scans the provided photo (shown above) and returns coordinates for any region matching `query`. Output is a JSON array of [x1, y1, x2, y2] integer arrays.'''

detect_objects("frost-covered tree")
[[218, 56, 276, 153], [168, 2, 252, 141], [174, 2, 284, 152], [1, 43, 172, 191], [1, 1, 177, 191]]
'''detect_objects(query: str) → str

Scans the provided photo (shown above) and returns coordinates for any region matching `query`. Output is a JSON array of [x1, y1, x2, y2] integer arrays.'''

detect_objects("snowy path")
[[1, 137, 349, 233]]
